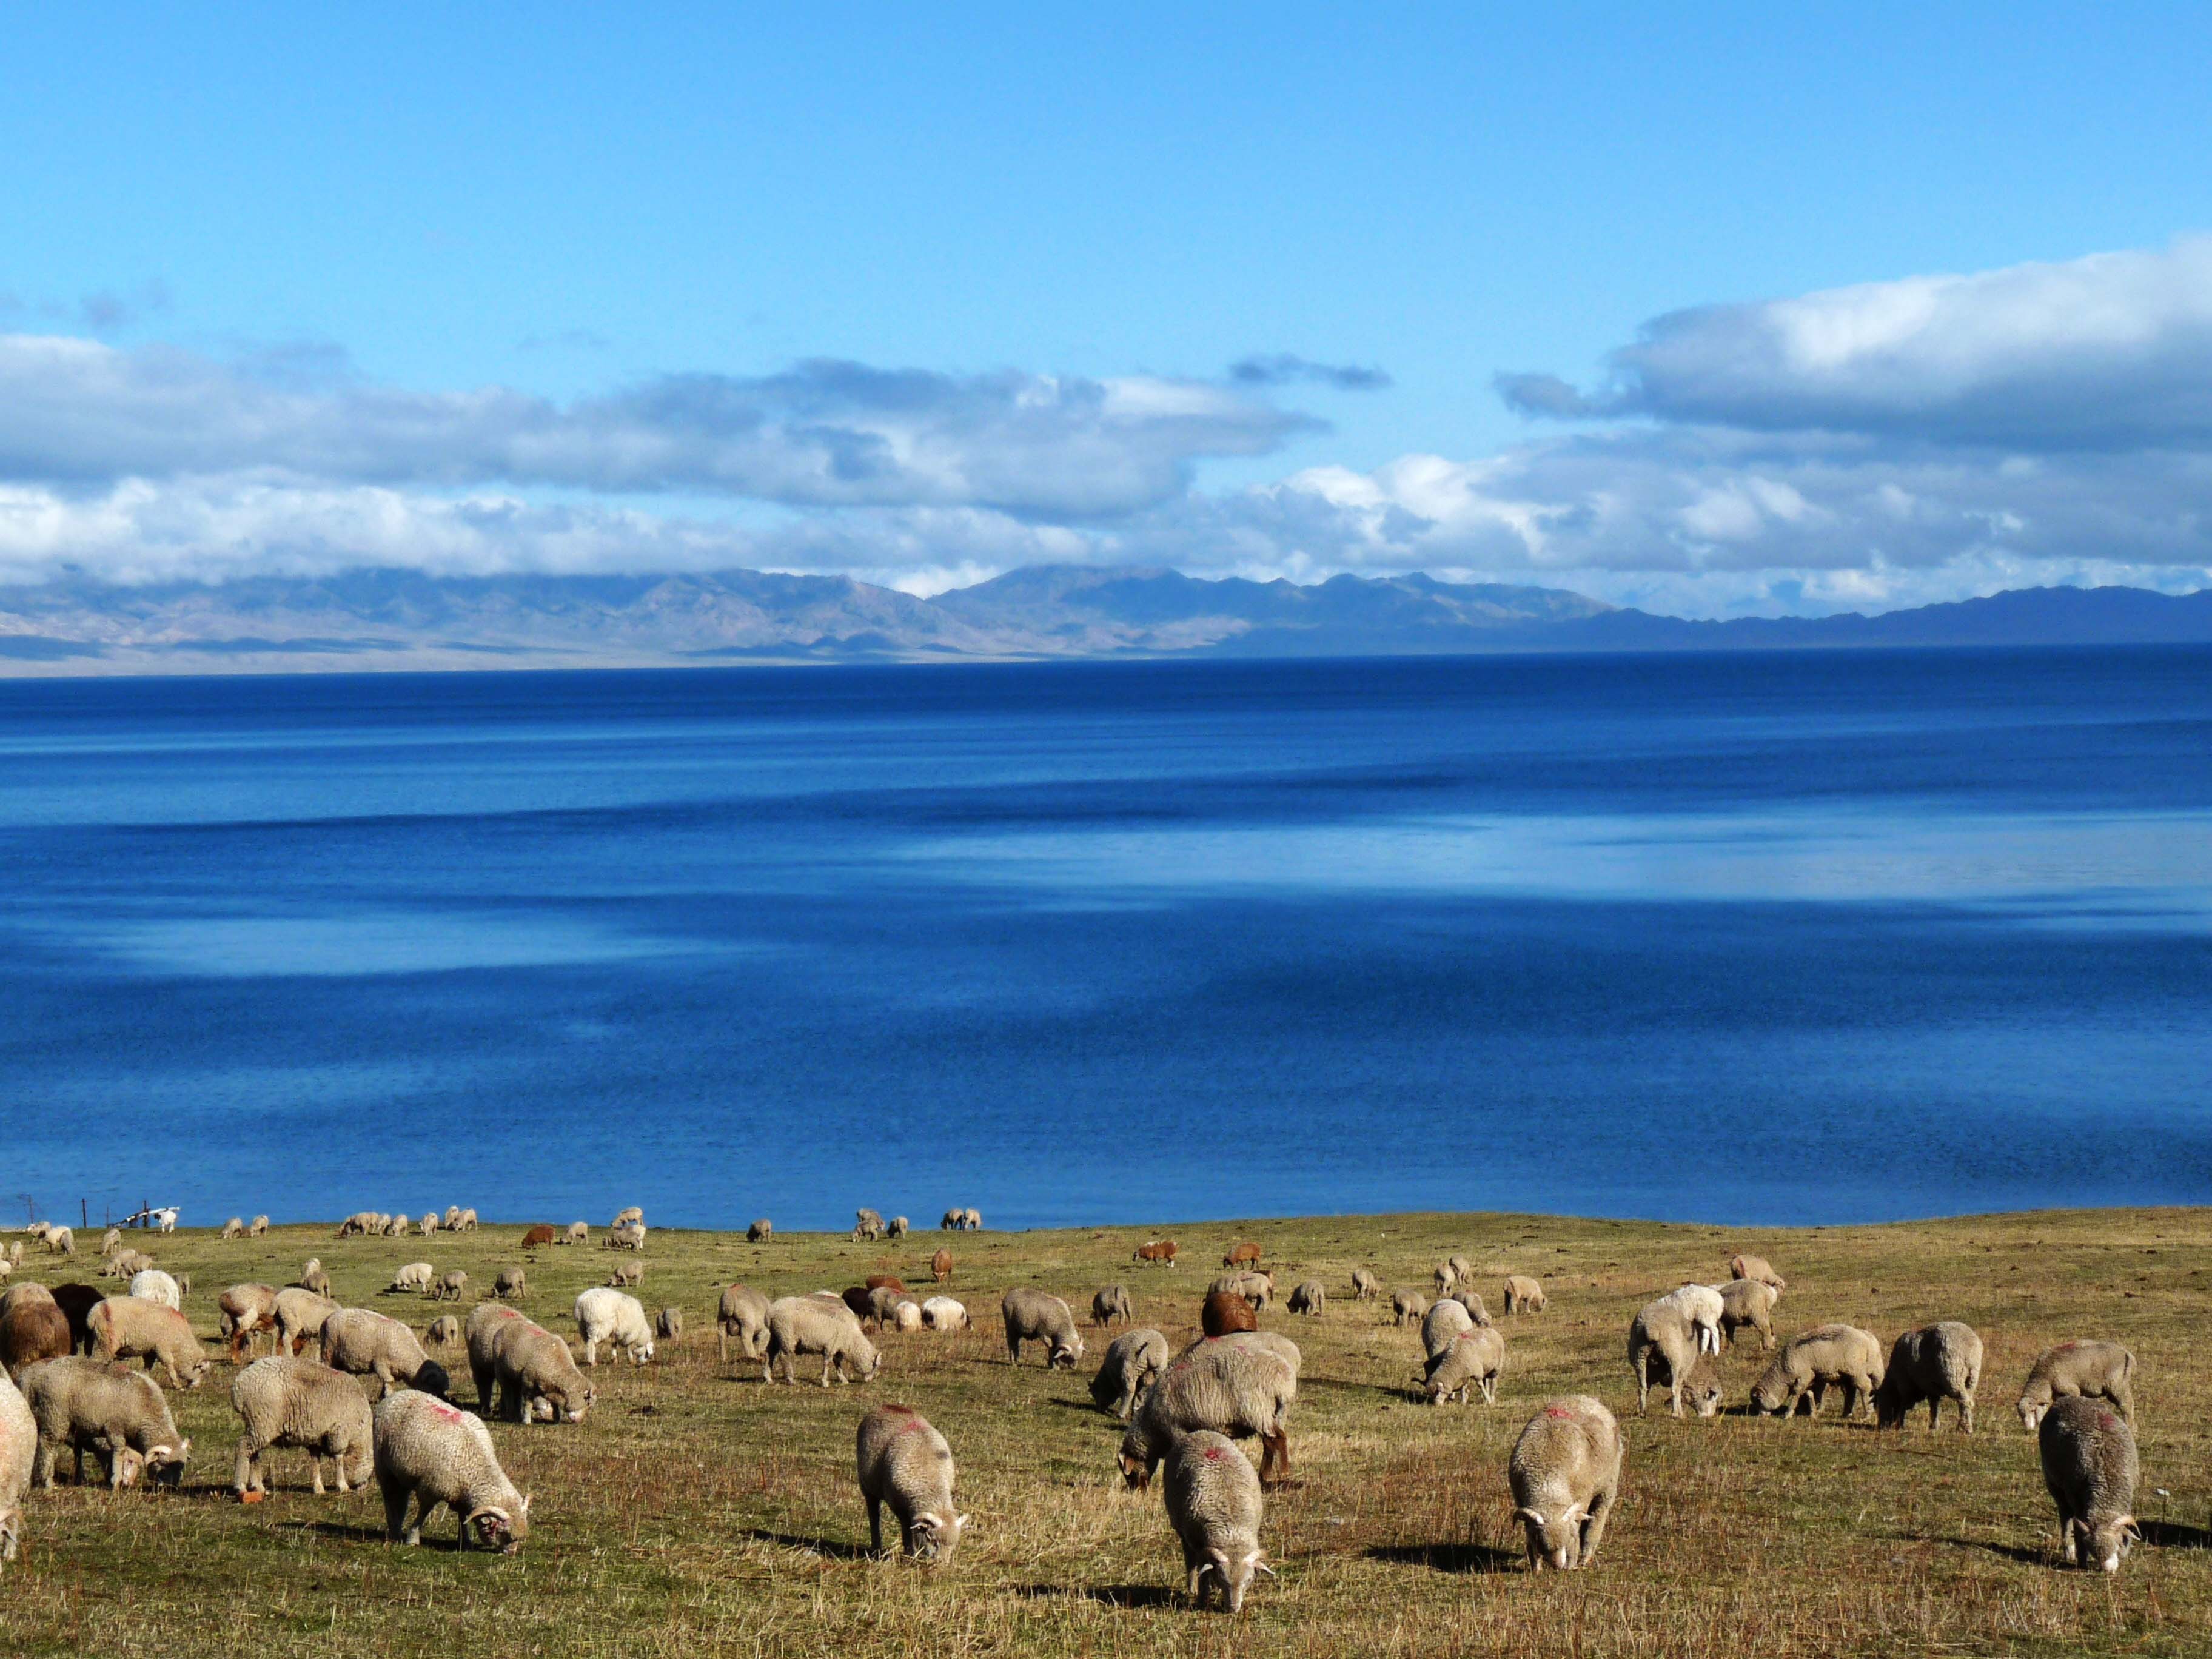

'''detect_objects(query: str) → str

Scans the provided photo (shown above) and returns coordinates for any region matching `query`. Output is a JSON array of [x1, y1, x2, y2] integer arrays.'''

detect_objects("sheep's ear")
[[1249, 1552, 1276, 1578]]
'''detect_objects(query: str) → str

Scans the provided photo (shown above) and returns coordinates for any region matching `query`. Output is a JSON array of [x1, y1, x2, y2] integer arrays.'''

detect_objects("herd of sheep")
[[0, 1213, 2157, 1597]]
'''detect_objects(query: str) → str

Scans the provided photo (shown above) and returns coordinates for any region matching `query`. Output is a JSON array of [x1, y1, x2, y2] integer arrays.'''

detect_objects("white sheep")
[[372, 1389, 529, 1552], [128, 1269, 183, 1310], [574, 1287, 655, 1366], [856, 1404, 965, 1561]]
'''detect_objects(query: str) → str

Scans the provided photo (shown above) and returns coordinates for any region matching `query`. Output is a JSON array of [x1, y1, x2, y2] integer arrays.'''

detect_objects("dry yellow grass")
[[3, 1208, 2210, 1658]]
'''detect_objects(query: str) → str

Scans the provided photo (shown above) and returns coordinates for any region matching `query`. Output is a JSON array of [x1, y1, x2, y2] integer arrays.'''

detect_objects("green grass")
[[5, 1208, 2211, 1658]]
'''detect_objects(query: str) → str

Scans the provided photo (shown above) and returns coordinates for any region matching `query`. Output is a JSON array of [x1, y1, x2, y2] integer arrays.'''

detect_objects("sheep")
[[931, 1248, 953, 1282], [886, 1215, 910, 1239], [2017, 1340, 2137, 1432], [1750, 1324, 1886, 1421], [1092, 1327, 1170, 1419], [0, 1367, 30, 1567], [610, 1205, 643, 1228], [748, 1219, 773, 1242], [21, 1356, 189, 1489], [153, 1211, 176, 1235], [273, 1287, 338, 1356], [381, 1215, 409, 1239], [520, 1225, 556, 1250], [230, 1355, 374, 1496], [1278, 1281, 1320, 1318], [129, 1269, 183, 1310], [1210, 1270, 1273, 1312], [857, 1403, 966, 1561], [419, 1212, 441, 1236], [1421, 1297, 1476, 1361], [1423, 1324, 1507, 1405], [1119, 1333, 1298, 1489], [221, 1217, 246, 1241], [1002, 1287, 1085, 1369], [388, 1261, 435, 1295], [1222, 1241, 1262, 1269], [1628, 1296, 1718, 1419], [1432, 1261, 1459, 1296], [299, 1258, 332, 1298], [1392, 1290, 1428, 1327], [606, 1260, 642, 1289], [920, 1296, 969, 1333], [1134, 1239, 1178, 1266], [432, 1270, 468, 1303], [606, 1221, 647, 1253], [2039, 1395, 2140, 1572], [454, 1209, 478, 1233], [717, 1284, 771, 1362], [1875, 1321, 1985, 1432], [1503, 1275, 1546, 1315], [426, 1315, 461, 1348], [490, 1318, 596, 1423], [1093, 1285, 1134, 1328], [1452, 1289, 1494, 1327], [443, 1207, 463, 1231], [1657, 1284, 1724, 1355], [574, 1288, 655, 1366], [248, 1214, 269, 1236], [320, 1307, 449, 1401], [105, 1249, 155, 1280], [218, 1283, 281, 1362], [865, 1286, 906, 1329], [493, 1267, 526, 1301], [561, 1222, 588, 1247], [1509, 1396, 1622, 1570], [1350, 1267, 1379, 1301], [1718, 1278, 1779, 1350], [46, 1227, 73, 1256], [853, 1208, 886, 1242], [1164, 1430, 1270, 1612], [656, 1307, 684, 1342], [892, 1301, 923, 1332], [372, 1389, 530, 1553], [1728, 1253, 1786, 1292], [941, 1208, 964, 1231], [763, 1295, 881, 1386], [1202, 1289, 1258, 1337], [335, 1214, 372, 1238], [962, 1207, 982, 1231], [842, 1287, 877, 1326], [866, 1275, 910, 1295], [88, 1296, 211, 1390], [50, 1284, 101, 1355], [464, 1303, 528, 1407]]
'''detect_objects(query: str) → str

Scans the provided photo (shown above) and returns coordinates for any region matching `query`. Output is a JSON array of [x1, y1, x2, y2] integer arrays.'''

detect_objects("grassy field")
[[4, 1208, 2210, 1658]]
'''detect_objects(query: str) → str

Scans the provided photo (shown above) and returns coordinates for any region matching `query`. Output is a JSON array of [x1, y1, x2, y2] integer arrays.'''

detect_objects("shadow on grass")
[[1938, 1535, 2049, 1567], [2140, 1518, 2212, 1550], [1013, 1583, 1179, 1609], [737, 1529, 873, 1561], [1366, 1540, 1518, 1574]]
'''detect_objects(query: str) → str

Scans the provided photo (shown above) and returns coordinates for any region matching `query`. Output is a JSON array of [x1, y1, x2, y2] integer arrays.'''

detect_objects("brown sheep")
[[1, 1288, 72, 1380], [865, 1275, 909, 1295], [49, 1284, 104, 1355], [1134, 1239, 1178, 1267], [1222, 1242, 1262, 1269], [1201, 1290, 1257, 1338], [931, 1249, 953, 1283], [520, 1225, 557, 1250]]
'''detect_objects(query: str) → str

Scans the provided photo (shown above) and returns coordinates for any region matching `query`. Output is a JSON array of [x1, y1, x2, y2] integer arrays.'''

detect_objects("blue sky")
[[4, 6, 2211, 615]]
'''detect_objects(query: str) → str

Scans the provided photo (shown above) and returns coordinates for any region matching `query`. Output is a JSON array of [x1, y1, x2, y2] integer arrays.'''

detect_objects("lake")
[[4, 646, 2209, 1230]]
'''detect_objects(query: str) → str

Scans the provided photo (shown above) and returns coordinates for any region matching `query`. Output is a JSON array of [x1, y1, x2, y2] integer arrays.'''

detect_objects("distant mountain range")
[[2, 565, 2210, 674]]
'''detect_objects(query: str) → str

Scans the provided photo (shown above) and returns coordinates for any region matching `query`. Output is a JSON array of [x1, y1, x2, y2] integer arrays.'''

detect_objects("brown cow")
[[1134, 1239, 1178, 1267], [1201, 1289, 1258, 1337], [931, 1249, 953, 1283], [521, 1224, 557, 1250], [1222, 1241, 1262, 1269]]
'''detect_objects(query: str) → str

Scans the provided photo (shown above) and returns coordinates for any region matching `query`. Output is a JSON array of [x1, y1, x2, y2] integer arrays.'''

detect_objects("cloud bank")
[[4, 238, 2211, 615]]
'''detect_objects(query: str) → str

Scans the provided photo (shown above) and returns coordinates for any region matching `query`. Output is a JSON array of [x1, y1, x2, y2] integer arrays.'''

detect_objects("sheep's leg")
[[1927, 1398, 1941, 1432], [311, 1454, 328, 1496], [1634, 1356, 1649, 1416], [381, 1481, 410, 1541], [820, 1353, 834, 1388], [1959, 1390, 1975, 1434], [1580, 1483, 1617, 1567], [233, 1437, 255, 1495], [32, 1436, 55, 1490], [868, 1495, 883, 1555]]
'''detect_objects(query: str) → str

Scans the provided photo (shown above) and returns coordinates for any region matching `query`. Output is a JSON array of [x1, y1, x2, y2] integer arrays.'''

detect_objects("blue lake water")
[[4, 647, 2210, 1230]]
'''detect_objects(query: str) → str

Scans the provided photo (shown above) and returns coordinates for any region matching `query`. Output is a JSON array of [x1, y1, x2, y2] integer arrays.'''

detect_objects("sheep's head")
[[904, 1509, 968, 1563], [141, 1438, 189, 1487], [412, 1361, 452, 1399], [1515, 1503, 1587, 1570], [1050, 1335, 1085, 1370], [2076, 1515, 2139, 1574], [1749, 1370, 1790, 1415], [2017, 1396, 2046, 1432], [1196, 1546, 1271, 1612], [1117, 1442, 1153, 1490], [466, 1494, 529, 1555]]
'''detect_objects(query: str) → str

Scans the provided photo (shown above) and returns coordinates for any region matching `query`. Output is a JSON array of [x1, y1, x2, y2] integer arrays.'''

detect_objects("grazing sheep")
[[2039, 1395, 2140, 1573], [892, 1301, 923, 1332], [388, 1262, 435, 1295], [2017, 1341, 2137, 1431], [128, 1269, 183, 1310], [419, 1213, 441, 1236], [1423, 1324, 1507, 1405], [1093, 1285, 1135, 1328], [494, 1267, 526, 1300], [655, 1307, 683, 1342], [464, 1304, 528, 1407], [1222, 1241, 1262, 1269], [21, 1356, 189, 1489], [1119, 1333, 1298, 1489], [426, 1315, 461, 1348], [1718, 1278, 1780, 1351], [1751, 1324, 1887, 1421], [46, 1227, 74, 1256], [273, 1287, 338, 1356], [454, 1209, 478, 1233], [299, 1259, 332, 1298], [1432, 1261, 1459, 1296], [1728, 1253, 1786, 1292], [717, 1284, 771, 1362], [1657, 1284, 1724, 1355], [320, 1308, 448, 1401], [865, 1287, 907, 1329], [491, 1319, 595, 1424], [561, 1222, 587, 1247], [886, 1216, 910, 1239], [853, 1208, 886, 1242], [763, 1295, 881, 1386], [443, 1207, 463, 1231], [1451, 1290, 1493, 1327], [520, 1225, 556, 1250], [432, 1270, 468, 1303], [1202, 1290, 1258, 1338], [1628, 1297, 1717, 1419], [372, 1390, 529, 1553], [49, 1284, 101, 1355], [1503, 1275, 1547, 1315], [574, 1288, 655, 1366], [941, 1209, 963, 1231], [230, 1356, 374, 1496], [248, 1215, 269, 1236], [962, 1208, 982, 1232], [842, 1287, 877, 1326], [611, 1206, 643, 1229], [1164, 1431, 1270, 1612], [335, 1214, 372, 1238], [1002, 1287, 1085, 1369], [865, 1275, 910, 1295], [381, 1215, 409, 1239], [1509, 1396, 1623, 1571], [606, 1260, 642, 1289], [221, 1217, 246, 1241], [1092, 1328, 1170, 1419], [606, 1221, 648, 1253], [1287, 1281, 1326, 1317], [1421, 1297, 1476, 1361], [104, 1249, 155, 1280], [89, 1297, 211, 1390], [857, 1403, 965, 1561], [1210, 1271, 1273, 1312], [218, 1283, 281, 1362], [919, 1297, 969, 1333], [931, 1248, 953, 1282], [1350, 1268, 1379, 1301], [0, 1367, 31, 1567], [1134, 1239, 1178, 1267], [1876, 1321, 1985, 1432], [1392, 1290, 1428, 1327], [748, 1219, 773, 1243]]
